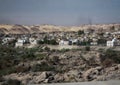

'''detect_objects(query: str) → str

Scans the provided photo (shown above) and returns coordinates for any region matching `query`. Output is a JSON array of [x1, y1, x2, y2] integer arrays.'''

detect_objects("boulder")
[[83, 66, 103, 81], [34, 72, 48, 83], [54, 73, 64, 82]]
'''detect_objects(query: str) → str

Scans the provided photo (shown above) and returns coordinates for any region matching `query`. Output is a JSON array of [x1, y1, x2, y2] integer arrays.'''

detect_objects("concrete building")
[[107, 38, 120, 47], [91, 42, 98, 46], [2, 37, 15, 44], [59, 40, 69, 45], [15, 39, 25, 47]]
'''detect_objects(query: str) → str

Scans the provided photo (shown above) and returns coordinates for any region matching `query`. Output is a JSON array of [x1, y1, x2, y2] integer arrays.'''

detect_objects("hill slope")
[[0, 24, 120, 34]]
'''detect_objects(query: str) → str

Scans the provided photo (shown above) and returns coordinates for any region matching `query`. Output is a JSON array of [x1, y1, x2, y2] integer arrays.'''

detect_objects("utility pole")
[[88, 18, 93, 30], [88, 18, 92, 25]]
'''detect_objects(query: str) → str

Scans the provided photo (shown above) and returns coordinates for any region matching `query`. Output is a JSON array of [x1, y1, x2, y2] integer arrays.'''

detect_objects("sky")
[[0, 0, 120, 26]]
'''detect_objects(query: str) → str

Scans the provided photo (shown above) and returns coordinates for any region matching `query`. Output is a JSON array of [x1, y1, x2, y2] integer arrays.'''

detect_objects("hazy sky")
[[0, 0, 120, 26]]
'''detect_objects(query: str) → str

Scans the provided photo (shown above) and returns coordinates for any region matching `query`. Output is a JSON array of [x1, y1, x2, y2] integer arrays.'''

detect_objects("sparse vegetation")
[[97, 38, 107, 45], [31, 63, 55, 72], [59, 48, 70, 53], [0, 45, 47, 76], [85, 46, 90, 51], [101, 49, 120, 67], [1, 79, 22, 85]]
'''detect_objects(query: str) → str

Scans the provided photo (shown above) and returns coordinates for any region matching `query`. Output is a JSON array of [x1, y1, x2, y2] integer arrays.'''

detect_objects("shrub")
[[85, 46, 90, 51], [97, 38, 107, 45], [35, 53, 47, 60], [0, 76, 4, 82], [101, 49, 120, 67], [31, 63, 55, 72], [102, 59, 113, 67], [44, 46, 50, 51], [2, 79, 22, 85], [49, 39, 58, 45], [78, 30, 84, 35], [38, 40, 44, 44], [80, 41, 91, 46], [98, 48, 105, 52], [59, 48, 70, 53], [0, 67, 16, 76]]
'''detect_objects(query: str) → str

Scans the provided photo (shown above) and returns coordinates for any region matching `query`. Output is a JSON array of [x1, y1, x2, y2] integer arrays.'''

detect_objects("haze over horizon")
[[0, 0, 120, 26]]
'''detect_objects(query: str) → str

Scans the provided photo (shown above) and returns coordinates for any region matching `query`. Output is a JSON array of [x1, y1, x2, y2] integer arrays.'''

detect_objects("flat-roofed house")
[[59, 40, 69, 45], [107, 38, 120, 47], [15, 39, 25, 47]]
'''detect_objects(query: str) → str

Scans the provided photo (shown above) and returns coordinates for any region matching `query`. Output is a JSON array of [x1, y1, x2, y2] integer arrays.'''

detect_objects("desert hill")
[[0, 24, 120, 34]]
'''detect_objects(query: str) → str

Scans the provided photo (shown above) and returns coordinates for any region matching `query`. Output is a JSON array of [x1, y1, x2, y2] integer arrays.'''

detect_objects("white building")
[[92, 38, 98, 42], [69, 39, 79, 45], [107, 38, 120, 47], [15, 39, 25, 47], [72, 39, 78, 43], [29, 38, 37, 45], [2, 37, 15, 44], [91, 42, 98, 46], [59, 40, 69, 45]]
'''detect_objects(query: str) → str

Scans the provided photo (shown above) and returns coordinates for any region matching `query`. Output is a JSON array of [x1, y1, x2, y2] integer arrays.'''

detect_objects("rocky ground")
[[1, 48, 120, 85]]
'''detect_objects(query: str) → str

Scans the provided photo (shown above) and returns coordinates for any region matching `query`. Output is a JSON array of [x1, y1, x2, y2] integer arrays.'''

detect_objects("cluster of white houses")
[[1, 37, 120, 48], [15, 37, 38, 47], [14, 37, 120, 47], [1, 30, 120, 47]]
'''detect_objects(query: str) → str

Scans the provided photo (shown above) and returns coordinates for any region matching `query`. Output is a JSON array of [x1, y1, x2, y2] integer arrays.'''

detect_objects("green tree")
[[49, 39, 58, 45], [97, 38, 107, 45], [78, 30, 84, 35]]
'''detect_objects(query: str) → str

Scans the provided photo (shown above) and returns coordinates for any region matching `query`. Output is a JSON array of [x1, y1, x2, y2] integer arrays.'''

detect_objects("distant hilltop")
[[0, 24, 120, 34]]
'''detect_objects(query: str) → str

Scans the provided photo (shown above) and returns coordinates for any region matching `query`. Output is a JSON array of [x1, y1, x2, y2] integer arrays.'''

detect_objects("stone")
[[83, 67, 103, 81], [34, 72, 47, 83]]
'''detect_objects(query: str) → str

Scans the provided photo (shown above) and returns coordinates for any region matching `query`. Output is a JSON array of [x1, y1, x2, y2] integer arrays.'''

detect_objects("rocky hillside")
[[0, 24, 120, 34], [0, 45, 120, 85]]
